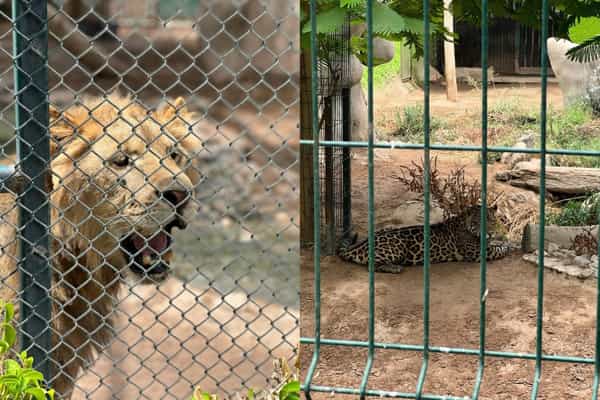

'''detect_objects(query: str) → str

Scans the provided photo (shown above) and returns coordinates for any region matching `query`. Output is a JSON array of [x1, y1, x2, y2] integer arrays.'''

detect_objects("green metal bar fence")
[[473, 0, 489, 397], [11, 0, 52, 381], [300, 0, 600, 398], [358, 0, 375, 396]]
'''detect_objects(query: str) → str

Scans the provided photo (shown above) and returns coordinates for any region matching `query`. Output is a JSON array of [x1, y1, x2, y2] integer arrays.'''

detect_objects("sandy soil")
[[300, 81, 599, 399]]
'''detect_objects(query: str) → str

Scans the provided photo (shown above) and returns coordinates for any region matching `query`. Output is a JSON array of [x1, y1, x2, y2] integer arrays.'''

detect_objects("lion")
[[0, 94, 203, 398]]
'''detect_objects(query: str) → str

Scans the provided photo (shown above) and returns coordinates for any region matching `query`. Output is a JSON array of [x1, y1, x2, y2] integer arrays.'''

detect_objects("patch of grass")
[[546, 193, 600, 227], [546, 200, 590, 226], [360, 41, 405, 90], [547, 102, 600, 167], [569, 17, 600, 44], [488, 100, 538, 128], [391, 104, 445, 142]]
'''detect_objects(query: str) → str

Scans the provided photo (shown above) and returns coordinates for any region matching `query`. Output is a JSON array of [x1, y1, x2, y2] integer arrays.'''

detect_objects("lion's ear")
[[49, 105, 77, 156], [157, 97, 188, 120]]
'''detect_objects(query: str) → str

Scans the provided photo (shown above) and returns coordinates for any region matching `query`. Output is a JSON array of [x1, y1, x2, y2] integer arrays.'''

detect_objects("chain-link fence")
[[0, 0, 299, 398]]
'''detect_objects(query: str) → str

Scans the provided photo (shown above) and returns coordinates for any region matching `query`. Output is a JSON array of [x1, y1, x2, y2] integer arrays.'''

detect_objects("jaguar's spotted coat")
[[338, 205, 511, 273]]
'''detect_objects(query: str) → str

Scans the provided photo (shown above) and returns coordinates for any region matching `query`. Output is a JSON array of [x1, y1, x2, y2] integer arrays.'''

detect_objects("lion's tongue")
[[132, 233, 169, 255]]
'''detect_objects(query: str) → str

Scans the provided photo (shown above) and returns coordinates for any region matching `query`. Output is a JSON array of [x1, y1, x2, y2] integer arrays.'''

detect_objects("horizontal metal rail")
[[300, 337, 595, 364], [299, 140, 600, 158]]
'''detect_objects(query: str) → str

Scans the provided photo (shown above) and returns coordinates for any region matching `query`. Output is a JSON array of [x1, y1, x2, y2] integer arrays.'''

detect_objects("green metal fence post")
[[532, 0, 549, 397], [473, 1, 489, 398], [415, 0, 432, 397], [594, 205, 600, 398], [303, 0, 322, 396], [359, 0, 375, 397], [12, 0, 52, 380]]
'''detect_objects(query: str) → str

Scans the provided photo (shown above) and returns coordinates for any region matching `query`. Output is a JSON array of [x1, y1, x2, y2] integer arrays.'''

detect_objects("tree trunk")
[[496, 161, 600, 194], [443, 0, 457, 102]]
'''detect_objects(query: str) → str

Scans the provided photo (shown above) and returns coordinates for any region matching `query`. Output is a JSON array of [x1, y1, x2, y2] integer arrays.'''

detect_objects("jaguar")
[[338, 205, 511, 273]]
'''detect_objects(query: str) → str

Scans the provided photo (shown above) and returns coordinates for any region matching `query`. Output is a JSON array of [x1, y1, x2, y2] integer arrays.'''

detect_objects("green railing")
[[11, 0, 52, 382], [300, 0, 600, 398]]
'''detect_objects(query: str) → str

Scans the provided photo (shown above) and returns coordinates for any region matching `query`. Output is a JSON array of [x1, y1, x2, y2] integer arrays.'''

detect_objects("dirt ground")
[[373, 80, 565, 134], [301, 82, 600, 398]]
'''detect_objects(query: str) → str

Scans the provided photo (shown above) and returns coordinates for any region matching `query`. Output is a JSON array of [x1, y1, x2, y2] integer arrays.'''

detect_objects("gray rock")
[[412, 57, 443, 84], [319, 54, 364, 91], [518, 133, 535, 148], [547, 37, 600, 107], [372, 38, 395, 64], [574, 255, 591, 267], [351, 84, 368, 141], [547, 242, 561, 255]]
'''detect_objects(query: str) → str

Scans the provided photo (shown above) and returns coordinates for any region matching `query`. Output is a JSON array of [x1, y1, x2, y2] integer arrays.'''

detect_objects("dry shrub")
[[571, 228, 598, 256], [493, 191, 539, 242], [396, 156, 494, 218]]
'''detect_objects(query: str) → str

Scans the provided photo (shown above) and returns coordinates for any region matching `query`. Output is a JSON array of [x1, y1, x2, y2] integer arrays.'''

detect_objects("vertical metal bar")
[[473, 1, 488, 398], [595, 205, 600, 398], [342, 88, 352, 237], [532, 0, 549, 397], [358, 0, 375, 397], [416, 0, 431, 396], [324, 96, 335, 255], [12, 0, 51, 378], [303, 0, 322, 394]]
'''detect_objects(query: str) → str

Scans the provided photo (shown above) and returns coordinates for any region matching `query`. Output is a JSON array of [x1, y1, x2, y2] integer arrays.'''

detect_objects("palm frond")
[[566, 34, 600, 63]]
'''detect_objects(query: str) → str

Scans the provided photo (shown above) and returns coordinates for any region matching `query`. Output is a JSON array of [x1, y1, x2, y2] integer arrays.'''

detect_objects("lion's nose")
[[161, 189, 189, 207]]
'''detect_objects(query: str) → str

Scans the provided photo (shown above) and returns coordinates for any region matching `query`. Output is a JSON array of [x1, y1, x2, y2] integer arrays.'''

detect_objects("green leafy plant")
[[567, 34, 600, 62], [191, 358, 299, 400], [546, 194, 600, 226], [0, 301, 54, 400], [300, 0, 446, 63]]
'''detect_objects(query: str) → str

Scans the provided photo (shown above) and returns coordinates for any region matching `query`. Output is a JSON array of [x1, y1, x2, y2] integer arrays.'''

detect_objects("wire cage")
[[0, 0, 299, 398], [316, 19, 352, 256]]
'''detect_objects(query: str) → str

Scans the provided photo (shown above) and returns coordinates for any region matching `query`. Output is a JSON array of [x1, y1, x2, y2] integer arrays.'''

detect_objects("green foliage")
[[190, 381, 300, 400], [451, 0, 600, 38], [0, 301, 54, 400], [392, 104, 444, 142], [191, 358, 299, 400], [547, 102, 600, 168], [570, 17, 600, 43], [360, 41, 407, 89], [300, 0, 444, 63], [278, 381, 300, 400], [567, 34, 600, 62], [567, 17, 600, 62], [546, 194, 600, 226], [488, 100, 538, 128]]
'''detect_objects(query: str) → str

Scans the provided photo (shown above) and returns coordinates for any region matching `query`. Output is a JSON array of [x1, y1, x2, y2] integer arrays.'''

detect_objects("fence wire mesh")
[[0, 0, 299, 399]]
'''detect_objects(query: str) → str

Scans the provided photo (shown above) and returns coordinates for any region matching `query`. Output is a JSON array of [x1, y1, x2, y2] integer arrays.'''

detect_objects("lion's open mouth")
[[121, 217, 185, 278]]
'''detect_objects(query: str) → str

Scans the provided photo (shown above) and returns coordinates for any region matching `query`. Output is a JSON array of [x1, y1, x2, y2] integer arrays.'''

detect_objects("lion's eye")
[[170, 150, 183, 164], [112, 153, 130, 168]]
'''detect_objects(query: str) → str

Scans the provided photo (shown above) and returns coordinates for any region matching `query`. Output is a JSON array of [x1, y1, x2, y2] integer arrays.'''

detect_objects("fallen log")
[[522, 223, 598, 252], [496, 161, 600, 195]]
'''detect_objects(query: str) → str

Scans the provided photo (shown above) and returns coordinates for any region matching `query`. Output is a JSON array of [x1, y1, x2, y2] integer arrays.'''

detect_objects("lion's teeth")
[[142, 254, 153, 266]]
